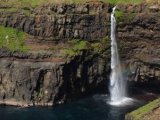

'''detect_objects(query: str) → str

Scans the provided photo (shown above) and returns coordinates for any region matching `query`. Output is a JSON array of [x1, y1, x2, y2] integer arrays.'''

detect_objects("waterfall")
[[109, 6, 128, 105]]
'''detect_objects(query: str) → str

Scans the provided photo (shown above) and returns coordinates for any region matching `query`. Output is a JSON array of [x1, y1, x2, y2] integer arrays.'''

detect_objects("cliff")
[[0, 1, 159, 106], [117, 3, 160, 83], [0, 49, 110, 106], [0, 1, 110, 41]]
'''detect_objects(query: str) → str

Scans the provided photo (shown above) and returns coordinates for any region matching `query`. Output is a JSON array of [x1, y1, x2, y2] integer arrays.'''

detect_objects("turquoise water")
[[0, 95, 144, 120]]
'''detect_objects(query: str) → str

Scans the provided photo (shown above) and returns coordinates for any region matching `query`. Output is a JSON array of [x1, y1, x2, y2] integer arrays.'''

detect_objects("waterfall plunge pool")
[[0, 93, 153, 120]]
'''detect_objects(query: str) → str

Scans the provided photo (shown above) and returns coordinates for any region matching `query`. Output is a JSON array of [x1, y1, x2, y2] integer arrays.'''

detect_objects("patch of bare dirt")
[[143, 107, 160, 120]]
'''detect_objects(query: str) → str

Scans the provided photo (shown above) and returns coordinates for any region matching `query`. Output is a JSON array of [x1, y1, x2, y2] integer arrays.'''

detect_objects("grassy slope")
[[1, 0, 153, 8], [126, 98, 160, 120], [64, 37, 110, 57], [0, 26, 27, 51]]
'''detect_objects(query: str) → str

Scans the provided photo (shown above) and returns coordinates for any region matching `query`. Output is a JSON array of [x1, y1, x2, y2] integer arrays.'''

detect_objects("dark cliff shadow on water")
[[0, 79, 158, 120], [128, 79, 160, 101], [0, 94, 145, 120]]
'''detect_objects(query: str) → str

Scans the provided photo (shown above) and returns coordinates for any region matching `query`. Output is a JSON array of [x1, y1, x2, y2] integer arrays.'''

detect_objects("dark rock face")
[[0, 2, 111, 107], [0, 50, 110, 106], [0, 2, 111, 41], [118, 13, 160, 41], [117, 4, 160, 83]]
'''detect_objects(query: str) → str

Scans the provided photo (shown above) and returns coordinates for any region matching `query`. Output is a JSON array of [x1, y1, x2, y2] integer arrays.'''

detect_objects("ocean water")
[[0, 95, 144, 120]]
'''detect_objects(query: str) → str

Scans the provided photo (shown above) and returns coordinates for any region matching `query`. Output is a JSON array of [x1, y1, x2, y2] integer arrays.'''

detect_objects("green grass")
[[91, 37, 110, 53], [128, 98, 160, 120], [115, 10, 135, 23], [115, 10, 124, 22], [22, 9, 32, 16], [64, 40, 89, 57], [104, 0, 143, 4], [64, 37, 110, 57], [2, 0, 159, 8], [0, 26, 27, 52], [1, 0, 144, 8], [0, 8, 18, 12], [0, 8, 31, 16]]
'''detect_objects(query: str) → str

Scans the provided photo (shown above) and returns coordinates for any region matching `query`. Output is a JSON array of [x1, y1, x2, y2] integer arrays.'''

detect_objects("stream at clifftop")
[[0, 94, 149, 120]]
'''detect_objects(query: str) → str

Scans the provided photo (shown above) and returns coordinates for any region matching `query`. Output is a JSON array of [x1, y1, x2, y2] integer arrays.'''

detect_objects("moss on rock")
[[125, 98, 160, 120], [64, 37, 110, 58]]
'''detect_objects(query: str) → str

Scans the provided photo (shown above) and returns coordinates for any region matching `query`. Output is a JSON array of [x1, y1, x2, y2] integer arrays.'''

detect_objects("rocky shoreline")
[[0, 100, 55, 107]]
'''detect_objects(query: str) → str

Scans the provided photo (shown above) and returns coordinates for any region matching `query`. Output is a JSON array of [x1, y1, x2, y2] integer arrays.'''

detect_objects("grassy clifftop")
[[125, 98, 160, 120], [1, 0, 158, 8]]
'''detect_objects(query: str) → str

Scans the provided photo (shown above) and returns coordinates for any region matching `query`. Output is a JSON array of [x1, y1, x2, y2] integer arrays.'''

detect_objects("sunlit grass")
[[1, 0, 148, 8], [64, 37, 110, 57], [1, 0, 160, 8], [64, 40, 89, 57], [103, 0, 143, 4], [0, 26, 27, 52], [129, 98, 160, 120]]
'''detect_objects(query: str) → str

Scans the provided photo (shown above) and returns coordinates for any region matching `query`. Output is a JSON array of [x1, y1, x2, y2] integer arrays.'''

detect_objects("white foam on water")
[[109, 97, 134, 106]]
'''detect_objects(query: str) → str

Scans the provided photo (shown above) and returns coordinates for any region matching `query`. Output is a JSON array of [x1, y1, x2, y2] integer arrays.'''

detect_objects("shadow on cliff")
[[128, 78, 160, 101]]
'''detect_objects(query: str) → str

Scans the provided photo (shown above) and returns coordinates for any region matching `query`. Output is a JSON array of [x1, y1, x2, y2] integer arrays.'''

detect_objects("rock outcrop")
[[0, 1, 112, 106], [0, 48, 110, 106], [116, 4, 160, 83], [0, 1, 110, 41]]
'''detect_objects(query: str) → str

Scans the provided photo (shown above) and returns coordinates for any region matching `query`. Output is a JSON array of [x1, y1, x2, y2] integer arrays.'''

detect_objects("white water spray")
[[109, 6, 132, 106]]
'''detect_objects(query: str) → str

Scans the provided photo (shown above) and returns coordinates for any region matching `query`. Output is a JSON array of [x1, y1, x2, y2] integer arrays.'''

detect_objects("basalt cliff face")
[[0, 1, 110, 41], [117, 4, 160, 83], [0, 49, 110, 106], [0, 1, 159, 106]]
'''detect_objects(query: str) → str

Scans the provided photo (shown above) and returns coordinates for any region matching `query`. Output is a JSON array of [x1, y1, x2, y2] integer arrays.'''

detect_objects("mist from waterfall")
[[109, 6, 128, 105]]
